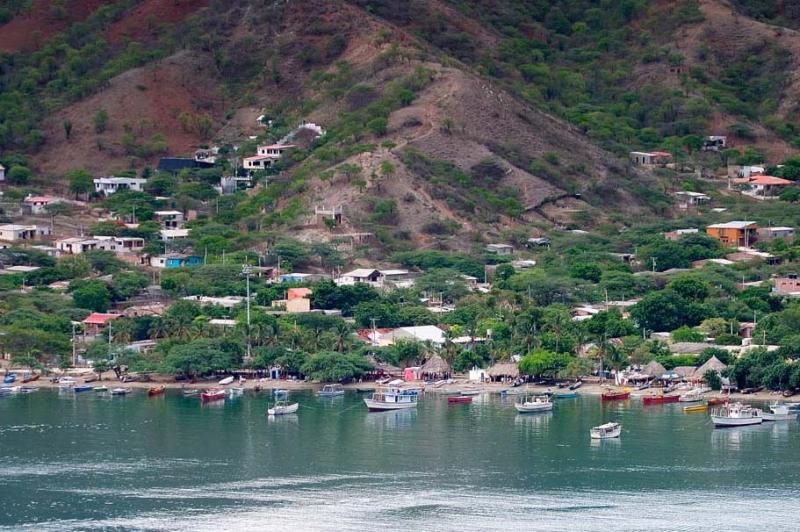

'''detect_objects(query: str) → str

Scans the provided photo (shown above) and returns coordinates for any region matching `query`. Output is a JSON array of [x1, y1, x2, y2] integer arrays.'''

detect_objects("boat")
[[683, 404, 709, 413], [514, 395, 554, 413], [83, 375, 98, 383], [590, 422, 621, 439], [601, 388, 630, 401], [218, 376, 235, 386], [182, 389, 200, 397], [110, 388, 131, 396], [711, 402, 763, 427], [355, 387, 373, 393], [318, 384, 345, 397], [74, 385, 93, 393], [707, 397, 726, 406], [93, 386, 108, 392], [569, 381, 583, 391], [637, 382, 651, 391], [459, 389, 481, 396], [554, 391, 578, 399], [147, 386, 166, 396], [267, 398, 299, 416], [200, 389, 226, 403], [447, 396, 473, 404], [642, 393, 679, 405], [763, 403, 796, 421], [18, 386, 38, 394], [678, 389, 705, 403], [364, 387, 419, 411], [21, 373, 40, 383], [782, 389, 795, 398], [228, 387, 245, 396], [3, 374, 16, 384], [0, 386, 20, 394], [500, 387, 526, 396], [273, 388, 289, 396], [740, 386, 764, 395]]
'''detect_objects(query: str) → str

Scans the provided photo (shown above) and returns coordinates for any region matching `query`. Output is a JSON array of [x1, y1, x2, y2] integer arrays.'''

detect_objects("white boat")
[[590, 422, 622, 439], [58, 377, 77, 390], [711, 402, 763, 427], [514, 395, 553, 413], [318, 384, 345, 397], [763, 403, 796, 421], [218, 376, 235, 386], [459, 389, 481, 396], [364, 387, 418, 411], [228, 387, 245, 396], [110, 387, 131, 396], [268, 398, 299, 416], [678, 389, 705, 403]]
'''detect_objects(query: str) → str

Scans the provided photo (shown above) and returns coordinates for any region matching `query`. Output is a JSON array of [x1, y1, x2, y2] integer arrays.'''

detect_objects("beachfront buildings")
[[93, 177, 147, 196], [706, 221, 758, 247]]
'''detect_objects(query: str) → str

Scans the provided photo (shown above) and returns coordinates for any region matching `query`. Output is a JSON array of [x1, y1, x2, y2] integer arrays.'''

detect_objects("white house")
[[243, 144, 296, 171], [154, 210, 184, 229], [93, 177, 147, 196], [386, 325, 446, 346], [23, 195, 62, 215], [56, 236, 144, 255], [674, 191, 711, 207], [160, 228, 189, 241], [0, 224, 51, 242]]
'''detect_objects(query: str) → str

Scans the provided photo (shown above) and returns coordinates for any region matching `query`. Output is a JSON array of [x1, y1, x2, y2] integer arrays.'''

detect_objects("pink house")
[[403, 367, 422, 381]]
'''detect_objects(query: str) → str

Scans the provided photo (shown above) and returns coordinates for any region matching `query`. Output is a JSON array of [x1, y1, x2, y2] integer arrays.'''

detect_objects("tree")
[[300, 351, 372, 382], [671, 325, 704, 342], [668, 276, 710, 301], [704, 369, 721, 390], [94, 109, 109, 134], [66, 169, 93, 199], [519, 349, 569, 378], [163, 339, 240, 377], [7, 165, 32, 185], [630, 289, 704, 332], [569, 262, 602, 283], [63, 119, 72, 140], [71, 281, 111, 312]]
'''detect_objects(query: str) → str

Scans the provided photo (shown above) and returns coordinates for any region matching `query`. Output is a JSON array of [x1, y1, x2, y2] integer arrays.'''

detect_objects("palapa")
[[420, 354, 451, 375], [642, 360, 667, 377], [365, 355, 402, 376], [488, 362, 519, 379], [692, 355, 727, 380]]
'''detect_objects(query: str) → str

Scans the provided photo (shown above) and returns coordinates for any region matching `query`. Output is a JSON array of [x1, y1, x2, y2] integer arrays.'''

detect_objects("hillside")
[[1, 0, 800, 250]]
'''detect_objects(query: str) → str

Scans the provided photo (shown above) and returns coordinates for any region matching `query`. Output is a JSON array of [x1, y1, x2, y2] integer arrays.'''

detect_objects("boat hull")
[[514, 403, 553, 413], [643, 395, 679, 405], [148, 387, 166, 396], [763, 413, 795, 421], [318, 391, 345, 397], [601, 392, 630, 401], [364, 398, 417, 411], [447, 396, 472, 404], [590, 424, 621, 439], [683, 404, 708, 413], [554, 392, 577, 399], [200, 392, 225, 403], [268, 403, 299, 415], [711, 415, 762, 427]]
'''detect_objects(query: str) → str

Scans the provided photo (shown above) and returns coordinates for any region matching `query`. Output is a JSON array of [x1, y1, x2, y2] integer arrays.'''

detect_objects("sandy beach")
[[14, 373, 793, 403]]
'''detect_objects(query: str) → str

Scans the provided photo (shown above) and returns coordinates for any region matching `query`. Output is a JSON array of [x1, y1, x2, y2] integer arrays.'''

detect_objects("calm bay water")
[[1, 390, 799, 531]]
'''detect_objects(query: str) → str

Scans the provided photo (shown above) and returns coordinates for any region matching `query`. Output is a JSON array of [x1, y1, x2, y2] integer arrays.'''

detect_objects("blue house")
[[150, 253, 203, 269]]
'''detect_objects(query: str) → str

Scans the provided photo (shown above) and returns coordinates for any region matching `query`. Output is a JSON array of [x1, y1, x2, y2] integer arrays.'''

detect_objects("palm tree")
[[148, 318, 167, 340], [332, 322, 353, 352]]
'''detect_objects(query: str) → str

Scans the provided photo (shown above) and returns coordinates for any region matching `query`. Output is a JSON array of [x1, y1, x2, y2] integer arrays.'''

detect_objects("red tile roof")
[[749, 175, 793, 186], [82, 313, 121, 325]]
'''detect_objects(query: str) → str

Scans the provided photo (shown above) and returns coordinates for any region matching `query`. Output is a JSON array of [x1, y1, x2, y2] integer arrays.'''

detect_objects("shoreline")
[[15, 376, 792, 402]]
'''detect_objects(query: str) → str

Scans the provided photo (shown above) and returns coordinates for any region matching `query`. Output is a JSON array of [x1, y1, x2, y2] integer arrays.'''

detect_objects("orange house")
[[706, 221, 758, 247]]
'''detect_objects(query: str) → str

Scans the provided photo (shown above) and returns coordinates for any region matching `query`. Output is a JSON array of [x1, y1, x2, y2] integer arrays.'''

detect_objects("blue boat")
[[3, 374, 16, 384], [74, 385, 93, 392], [554, 391, 578, 399]]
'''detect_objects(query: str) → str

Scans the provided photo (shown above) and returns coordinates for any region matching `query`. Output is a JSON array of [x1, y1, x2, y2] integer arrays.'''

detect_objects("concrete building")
[[93, 177, 147, 196], [0, 224, 51, 242], [154, 210, 184, 229], [706, 221, 757, 247]]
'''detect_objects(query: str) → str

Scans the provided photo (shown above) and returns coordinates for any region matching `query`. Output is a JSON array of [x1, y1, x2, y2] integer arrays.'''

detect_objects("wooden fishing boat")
[[147, 386, 166, 397], [707, 397, 726, 406], [182, 388, 200, 397], [364, 387, 418, 411], [110, 388, 131, 396], [267, 400, 299, 416], [459, 389, 481, 396], [683, 404, 709, 413], [218, 376, 235, 386], [642, 394, 679, 405], [447, 396, 473, 404], [515, 394, 553, 413], [74, 385, 93, 392], [569, 380, 583, 390], [3, 374, 16, 384], [601, 388, 630, 401], [711, 402, 762, 427], [554, 391, 578, 399], [763, 403, 796, 421], [318, 384, 345, 397], [93, 386, 108, 392], [200, 389, 226, 403], [21, 373, 40, 383], [83, 375, 98, 383]]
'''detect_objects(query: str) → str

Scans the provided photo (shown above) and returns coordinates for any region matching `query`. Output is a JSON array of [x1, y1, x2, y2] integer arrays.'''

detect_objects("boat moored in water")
[[590, 422, 621, 439], [642, 393, 679, 405], [110, 388, 131, 396], [73, 385, 93, 393], [148, 386, 166, 397], [683, 404, 709, 413], [514, 394, 553, 413], [364, 387, 419, 411], [678, 389, 706, 403], [711, 402, 762, 427], [318, 384, 345, 397], [554, 391, 578, 399], [447, 396, 472, 404], [763, 403, 797, 421], [268, 396, 299, 416], [601, 388, 630, 401], [200, 389, 226, 403], [93, 386, 108, 392]]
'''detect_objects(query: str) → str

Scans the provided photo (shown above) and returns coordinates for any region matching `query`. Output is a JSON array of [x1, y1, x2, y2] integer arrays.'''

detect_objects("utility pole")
[[242, 264, 252, 361], [651, 257, 657, 272], [72, 322, 77, 367]]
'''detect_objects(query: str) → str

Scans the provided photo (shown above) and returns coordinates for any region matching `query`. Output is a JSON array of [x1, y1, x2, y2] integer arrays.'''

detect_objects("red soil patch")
[[106, 0, 210, 44], [0, 0, 109, 53]]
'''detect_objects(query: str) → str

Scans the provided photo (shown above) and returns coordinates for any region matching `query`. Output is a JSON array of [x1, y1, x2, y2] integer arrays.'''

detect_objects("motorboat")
[[200, 389, 226, 403], [678, 389, 705, 403], [364, 387, 419, 411], [318, 384, 345, 397], [74, 385, 93, 393], [110, 388, 131, 396], [182, 389, 200, 397], [218, 376, 235, 386], [601, 388, 630, 401], [3, 374, 16, 384], [18, 386, 37, 394], [459, 389, 481, 396], [642, 393, 679, 405], [711, 402, 763, 427], [267, 398, 299, 416], [590, 422, 621, 439], [228, 387, 245, 396], [763, 403, 796, 421], [447, 396, 473, 404], [21, 373, 39, 383], [554, 391, 578, 399], [0, 386, 20, 394], [94, 386, 108, 392], [514, 395, 553, 413], [147, 386, 166, 397], [568, 380, 583, 390], [58, 377, 77, 390]]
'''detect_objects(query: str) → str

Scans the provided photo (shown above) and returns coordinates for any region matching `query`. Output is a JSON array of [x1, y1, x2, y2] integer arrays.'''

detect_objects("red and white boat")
[[200, 389, 226, 403], [148, 386, 166, 397], [642, 393, 679, 405], [447, 396, 472, 404]]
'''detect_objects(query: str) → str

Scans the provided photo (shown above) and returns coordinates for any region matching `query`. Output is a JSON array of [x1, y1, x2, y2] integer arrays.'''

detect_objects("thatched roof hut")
[[488, 362, 519, 380], [693, 355, 727, 380], [365, 356, 402, 376], [673, 366, 697, 379], [642, 360, 667, 377], [420, 354, 451, 376]]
